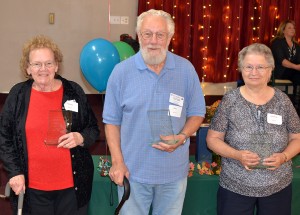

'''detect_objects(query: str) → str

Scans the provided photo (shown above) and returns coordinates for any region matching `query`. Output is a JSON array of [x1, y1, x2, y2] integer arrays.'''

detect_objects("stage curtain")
[[137, 0, 300, 83]]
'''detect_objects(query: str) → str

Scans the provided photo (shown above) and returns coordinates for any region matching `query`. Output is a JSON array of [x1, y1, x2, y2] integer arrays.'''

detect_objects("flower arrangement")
[[188, 162, 195, 177], [97, 156, 111, 177], [197, 161, 221, 175], [188, 160, 221, 176], [205, 100, 221, 123]]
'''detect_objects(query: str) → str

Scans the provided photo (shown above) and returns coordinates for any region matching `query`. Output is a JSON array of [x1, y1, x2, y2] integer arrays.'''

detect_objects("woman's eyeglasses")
[[242, 65, 271, 73], [29, 61, 56, 70]]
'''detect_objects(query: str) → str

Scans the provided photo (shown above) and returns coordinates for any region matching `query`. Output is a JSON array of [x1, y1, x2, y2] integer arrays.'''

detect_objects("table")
[[88, 155, 300, 215]]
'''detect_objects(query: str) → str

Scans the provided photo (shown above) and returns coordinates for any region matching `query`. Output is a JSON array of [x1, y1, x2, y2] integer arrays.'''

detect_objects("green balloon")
[[112, 41, 136, 61]]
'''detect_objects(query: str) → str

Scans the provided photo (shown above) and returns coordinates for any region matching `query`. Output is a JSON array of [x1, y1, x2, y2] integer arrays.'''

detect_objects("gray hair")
[[136, 9, 175, 36], [238, 43, 274, 72]]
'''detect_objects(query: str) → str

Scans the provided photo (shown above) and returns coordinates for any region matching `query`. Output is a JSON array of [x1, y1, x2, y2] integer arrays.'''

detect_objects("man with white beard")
[[103, 9, 206, 215]]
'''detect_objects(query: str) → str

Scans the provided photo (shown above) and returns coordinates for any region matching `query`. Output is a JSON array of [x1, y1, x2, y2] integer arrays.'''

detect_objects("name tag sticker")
[[169, 93, 184, 107], [64, 100, 78, 112], [267, 113, 282, 125], [169, 105, 182, 118]]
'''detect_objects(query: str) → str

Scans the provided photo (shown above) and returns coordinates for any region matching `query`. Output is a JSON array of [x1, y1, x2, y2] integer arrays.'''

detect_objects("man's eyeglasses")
[[29, 61, 56, 70], [139, 31, 169, 41], [242, 65, 271, 73]]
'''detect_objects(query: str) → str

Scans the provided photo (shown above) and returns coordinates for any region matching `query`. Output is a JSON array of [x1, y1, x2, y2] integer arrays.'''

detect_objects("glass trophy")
[[248, 133, 273, 169], [45, 110, 72, 145], [147, 109, 177, 145]]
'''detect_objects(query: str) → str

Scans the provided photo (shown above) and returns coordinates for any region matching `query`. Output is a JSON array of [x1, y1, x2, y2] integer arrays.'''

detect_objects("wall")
[[0, 0, 139, 93]]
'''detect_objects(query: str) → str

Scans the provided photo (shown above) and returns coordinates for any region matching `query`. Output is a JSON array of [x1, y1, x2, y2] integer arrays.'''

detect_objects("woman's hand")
[[237, 150, 260, 170], [57, 132, 84, 148], [294, 64, 300, 71], [9, 175, 25, 195], [263, 153, 287, 170]]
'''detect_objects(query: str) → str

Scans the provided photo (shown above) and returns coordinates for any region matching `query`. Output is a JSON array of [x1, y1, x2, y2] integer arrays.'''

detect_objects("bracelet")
[[178, 132, 188, 139], [282, 152, 288, 163], [178, 132, 188, 144]]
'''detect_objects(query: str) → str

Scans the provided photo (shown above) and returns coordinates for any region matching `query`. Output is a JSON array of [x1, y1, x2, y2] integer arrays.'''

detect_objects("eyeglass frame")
[[29, 61, 57, 70], [139, 31, 170, 41], [241, 64, 272, 73]]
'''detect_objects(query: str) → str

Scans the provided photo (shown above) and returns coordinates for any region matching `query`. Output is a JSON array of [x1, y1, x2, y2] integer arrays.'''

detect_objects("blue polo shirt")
[[103, 51, 205, 184]]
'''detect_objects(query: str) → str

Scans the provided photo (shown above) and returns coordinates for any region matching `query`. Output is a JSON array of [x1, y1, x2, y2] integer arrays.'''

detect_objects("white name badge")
[[64, 100, 78, 112], [169, 93, 184, 107], [267, 113, 282, 125], [169, 104, 182, 118]]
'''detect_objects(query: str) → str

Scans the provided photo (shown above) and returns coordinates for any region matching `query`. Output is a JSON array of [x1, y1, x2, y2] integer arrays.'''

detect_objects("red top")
[[26, 86, 74, 190]]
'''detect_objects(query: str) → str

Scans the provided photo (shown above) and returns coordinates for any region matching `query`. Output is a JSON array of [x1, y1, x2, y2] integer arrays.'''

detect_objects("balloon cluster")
[[80, 38, 136, 92]]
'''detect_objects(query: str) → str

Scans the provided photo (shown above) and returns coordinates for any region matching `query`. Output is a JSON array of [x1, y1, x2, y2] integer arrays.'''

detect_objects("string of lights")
[[200, 0, 212, 82], [224, 1, 230, 80]]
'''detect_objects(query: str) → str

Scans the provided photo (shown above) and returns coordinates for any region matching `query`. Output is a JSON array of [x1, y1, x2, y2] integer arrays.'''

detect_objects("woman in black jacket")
[[0, 35, 100, 215], [271, 20, 300, 109]]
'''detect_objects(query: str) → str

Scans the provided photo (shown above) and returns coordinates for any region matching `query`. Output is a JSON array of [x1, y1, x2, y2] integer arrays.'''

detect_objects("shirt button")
[[72, 155, 75, 158], [73, 171, 76, 175], [75, 187, 78, 190]]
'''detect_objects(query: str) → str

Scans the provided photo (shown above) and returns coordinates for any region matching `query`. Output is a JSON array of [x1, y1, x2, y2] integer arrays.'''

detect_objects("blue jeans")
[[117, 177, 187, 215]]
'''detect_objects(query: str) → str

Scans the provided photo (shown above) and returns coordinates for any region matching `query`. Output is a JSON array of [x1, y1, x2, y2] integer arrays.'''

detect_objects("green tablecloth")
[[88, 155, 300, 215]]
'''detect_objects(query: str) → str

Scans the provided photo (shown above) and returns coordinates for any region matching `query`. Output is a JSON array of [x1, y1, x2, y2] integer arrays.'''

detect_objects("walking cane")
[[5, 182, 24, 215], [114, 176, 130, 215]]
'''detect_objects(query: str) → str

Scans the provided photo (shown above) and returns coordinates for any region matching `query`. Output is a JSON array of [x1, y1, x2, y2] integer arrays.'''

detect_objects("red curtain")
[[137, 0, 300, 83]]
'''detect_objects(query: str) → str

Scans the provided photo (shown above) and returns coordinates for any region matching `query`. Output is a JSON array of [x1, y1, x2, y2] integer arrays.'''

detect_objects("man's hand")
[[109, 162, 130, 186], [152, 134, 184, 152]]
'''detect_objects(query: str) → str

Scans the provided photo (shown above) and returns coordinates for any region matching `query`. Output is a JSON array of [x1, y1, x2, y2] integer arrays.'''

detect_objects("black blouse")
[[271, 37, 300, 79]]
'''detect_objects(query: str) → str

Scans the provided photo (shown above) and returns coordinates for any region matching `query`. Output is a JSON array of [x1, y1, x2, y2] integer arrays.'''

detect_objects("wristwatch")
[[178, 132, 188, 144]]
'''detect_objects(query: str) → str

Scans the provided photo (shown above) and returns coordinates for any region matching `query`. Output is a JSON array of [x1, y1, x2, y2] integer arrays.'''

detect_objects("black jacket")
[[0, 75, 100, 213]]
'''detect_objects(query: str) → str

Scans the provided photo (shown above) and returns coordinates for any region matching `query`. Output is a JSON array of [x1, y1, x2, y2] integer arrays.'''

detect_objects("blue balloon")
[[80, 38, 120, 92]]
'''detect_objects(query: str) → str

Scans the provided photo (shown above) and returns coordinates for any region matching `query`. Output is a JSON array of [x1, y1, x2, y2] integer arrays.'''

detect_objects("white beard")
[[140, 45, 168, 65]]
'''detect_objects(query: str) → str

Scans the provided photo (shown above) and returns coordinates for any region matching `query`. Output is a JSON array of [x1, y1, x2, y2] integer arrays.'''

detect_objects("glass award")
[[248, 133, 273, 169], [45, 110, 72, 145], [147, 109, 177, 145]]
